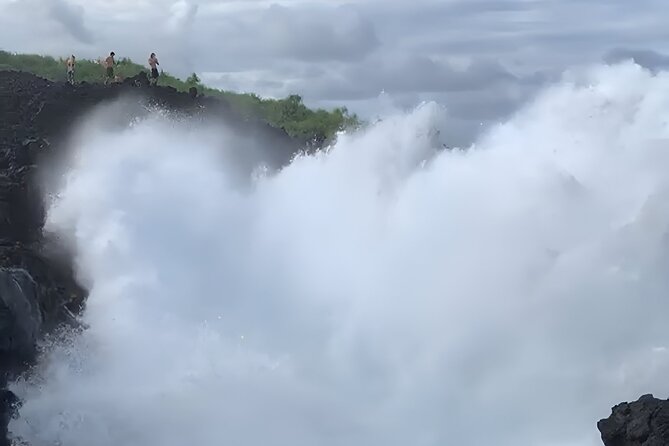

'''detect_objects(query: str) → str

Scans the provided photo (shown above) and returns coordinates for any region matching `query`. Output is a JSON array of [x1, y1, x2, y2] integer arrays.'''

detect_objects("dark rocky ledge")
[[598, 394, 669, 446]]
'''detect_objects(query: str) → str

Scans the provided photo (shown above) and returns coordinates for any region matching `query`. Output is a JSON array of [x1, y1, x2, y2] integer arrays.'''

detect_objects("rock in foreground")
[[598, 394, 669, 446]]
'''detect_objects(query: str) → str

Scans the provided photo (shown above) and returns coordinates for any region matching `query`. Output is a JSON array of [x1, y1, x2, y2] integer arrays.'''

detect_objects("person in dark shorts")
[[66, 55, 76, 84], [104, 52, 115, 85], [148, 53, 160, 86]]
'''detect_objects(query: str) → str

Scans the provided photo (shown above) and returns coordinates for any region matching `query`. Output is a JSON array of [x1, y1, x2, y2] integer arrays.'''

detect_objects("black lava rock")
[[598, 394, 669, 446]]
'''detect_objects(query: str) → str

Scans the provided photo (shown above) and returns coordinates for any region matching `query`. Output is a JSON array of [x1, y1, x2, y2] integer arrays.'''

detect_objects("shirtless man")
[[148, 53, 159, 86], [65, 55, 75, 84], [104, 52, 115, 85]]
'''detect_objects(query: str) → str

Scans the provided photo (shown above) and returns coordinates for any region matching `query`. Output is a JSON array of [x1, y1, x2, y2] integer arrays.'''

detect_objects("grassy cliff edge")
[[0, 50, 361, 143]]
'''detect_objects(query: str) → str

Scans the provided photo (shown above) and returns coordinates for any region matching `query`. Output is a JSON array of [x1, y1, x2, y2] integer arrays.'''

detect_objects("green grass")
[[0, 50, 361, 142]]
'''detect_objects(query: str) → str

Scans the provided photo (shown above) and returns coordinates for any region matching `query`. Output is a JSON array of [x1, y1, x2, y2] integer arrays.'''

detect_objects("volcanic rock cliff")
[[598, 394, 669, 446], [0, 69, 303, 445]]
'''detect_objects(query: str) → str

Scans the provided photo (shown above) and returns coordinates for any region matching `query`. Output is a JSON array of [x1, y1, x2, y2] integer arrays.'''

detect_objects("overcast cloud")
[[1, 0, 669, 141]]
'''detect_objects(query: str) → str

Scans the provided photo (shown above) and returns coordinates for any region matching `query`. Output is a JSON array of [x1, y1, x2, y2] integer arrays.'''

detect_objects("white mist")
[[9, 61, 669, 446]]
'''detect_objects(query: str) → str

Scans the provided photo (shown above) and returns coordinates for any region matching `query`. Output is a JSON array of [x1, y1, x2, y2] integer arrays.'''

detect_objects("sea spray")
[[9, 61, 669, 446]]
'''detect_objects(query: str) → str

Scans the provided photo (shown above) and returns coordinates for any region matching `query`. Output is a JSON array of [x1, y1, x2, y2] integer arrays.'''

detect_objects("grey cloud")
[[166, 0, 199, 33], [0, 0, 95, 51], [289, 55, 525, 101], [48, 0, 95, 44], [192, 3, 380, 67], [604, 48, 669, 72], [260, 4, 379, 62], [201, 71, 287, 94], [360, 0, 669, 73], [158, 1, 200, 75]]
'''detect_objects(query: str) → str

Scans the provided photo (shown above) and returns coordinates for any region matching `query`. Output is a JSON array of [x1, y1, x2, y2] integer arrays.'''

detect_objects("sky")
[[2, 0, 669, 143]]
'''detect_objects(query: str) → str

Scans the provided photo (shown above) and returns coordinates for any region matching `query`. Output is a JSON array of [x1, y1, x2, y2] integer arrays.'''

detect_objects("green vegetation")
[[0, 50, 361, 142]]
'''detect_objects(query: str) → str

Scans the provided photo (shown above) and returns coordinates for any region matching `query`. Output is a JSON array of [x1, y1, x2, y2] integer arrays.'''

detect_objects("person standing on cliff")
[[104, 52, 115, 85], [148, 53, 160, 86], [65, 55, 76, 85]]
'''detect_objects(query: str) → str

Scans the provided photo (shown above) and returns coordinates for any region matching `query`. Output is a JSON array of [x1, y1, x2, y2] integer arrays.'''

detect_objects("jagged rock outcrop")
[[0, 69, 304, 444], [0, 70, 92, 408], [598, 394, 669, 445], [0, 269, 42, 357], [0, 390, 19, 446]]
